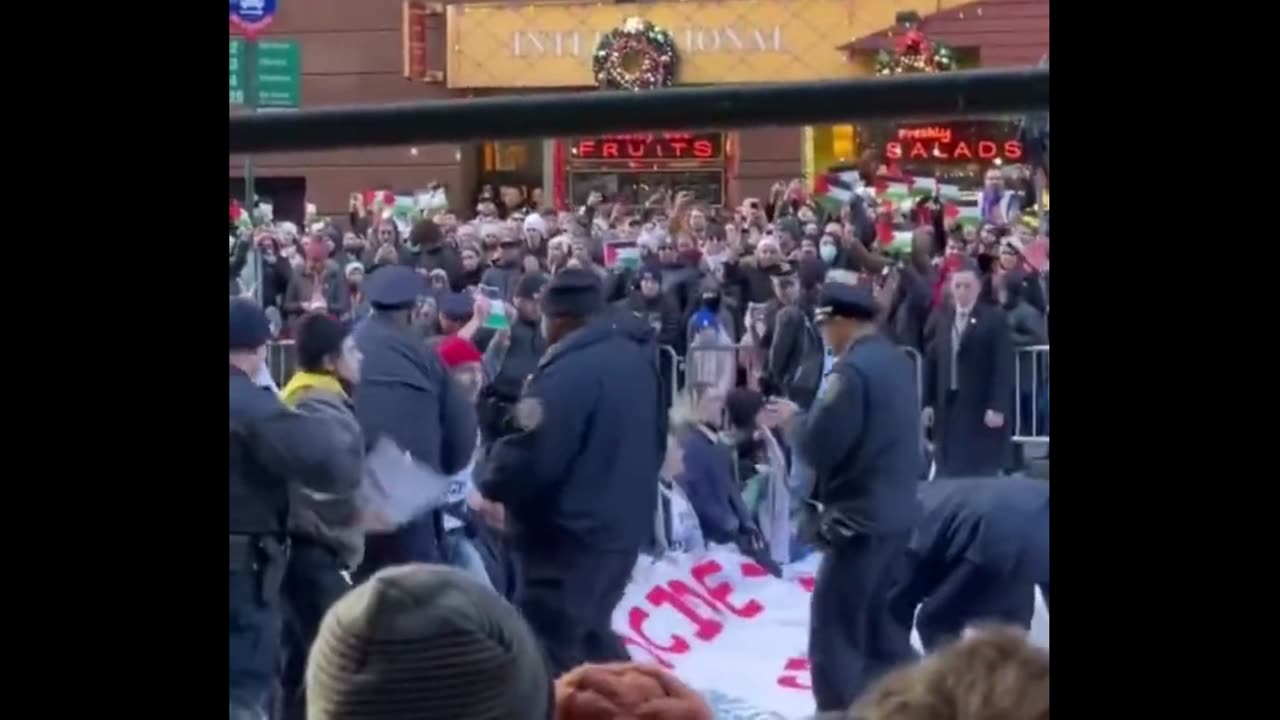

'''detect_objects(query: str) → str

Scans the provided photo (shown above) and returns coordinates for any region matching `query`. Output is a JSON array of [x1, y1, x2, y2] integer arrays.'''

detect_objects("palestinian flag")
[[887, 230, 914, 256], [230, 199, 253, 232], [909, 177, 937, 199], [943, 199, 982, 228], [363, 190, 395, 214], [604, 240, 641, 270], [875, 179, 911, 203], [392, 195, 418, 222], [814, 169, 862, 214]]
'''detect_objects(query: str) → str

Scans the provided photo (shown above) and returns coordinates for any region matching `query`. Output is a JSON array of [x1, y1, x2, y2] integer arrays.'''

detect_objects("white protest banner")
[[612, 548, 1049, 720]]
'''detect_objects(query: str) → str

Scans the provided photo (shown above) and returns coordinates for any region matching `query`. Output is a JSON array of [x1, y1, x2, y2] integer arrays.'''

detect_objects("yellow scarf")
[[280, 371, 347, 408]]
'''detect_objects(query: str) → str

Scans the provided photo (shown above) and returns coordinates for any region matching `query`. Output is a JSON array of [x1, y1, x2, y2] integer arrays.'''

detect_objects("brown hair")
[[848, 625, 1049, 720]]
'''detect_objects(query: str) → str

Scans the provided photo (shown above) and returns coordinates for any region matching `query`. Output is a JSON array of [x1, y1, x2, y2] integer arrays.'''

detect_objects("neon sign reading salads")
[[884, 124, 1022, 163]]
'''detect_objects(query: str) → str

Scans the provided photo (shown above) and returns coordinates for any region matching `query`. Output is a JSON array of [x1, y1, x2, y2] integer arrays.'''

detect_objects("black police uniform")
[[229, 299, 348, 717], [477, 269, 667, 679], [351, 266, 478, 581], [794, 283, 922, 712], [889, 476, 1049, 652]]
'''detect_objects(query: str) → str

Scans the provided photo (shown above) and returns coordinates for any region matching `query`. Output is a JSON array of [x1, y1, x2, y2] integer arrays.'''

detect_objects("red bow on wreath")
[[895, 29, 931, 56]]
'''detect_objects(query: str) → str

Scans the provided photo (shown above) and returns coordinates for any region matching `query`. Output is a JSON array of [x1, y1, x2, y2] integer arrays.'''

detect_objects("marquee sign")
[[884, 123, 1023, 163], [570, 132, 723, 162]]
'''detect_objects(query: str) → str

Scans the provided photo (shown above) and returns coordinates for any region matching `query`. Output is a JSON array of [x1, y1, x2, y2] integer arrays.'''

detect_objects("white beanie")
[[523, 213, 547, 236]]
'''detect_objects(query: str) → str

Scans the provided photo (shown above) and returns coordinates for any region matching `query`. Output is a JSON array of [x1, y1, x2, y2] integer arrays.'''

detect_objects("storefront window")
[[564, 132, 727, 207], [568, 170, 724, 207], [862, 119, 1023, 188]]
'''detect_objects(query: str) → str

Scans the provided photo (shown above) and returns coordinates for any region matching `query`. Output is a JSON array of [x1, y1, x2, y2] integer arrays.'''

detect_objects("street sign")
[[255, 40, 301, 108], [229, 39, 247, 105], [230, 0, 278, 37]]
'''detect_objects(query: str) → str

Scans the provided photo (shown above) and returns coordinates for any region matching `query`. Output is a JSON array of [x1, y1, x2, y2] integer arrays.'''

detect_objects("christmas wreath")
[[875, 13, 954, 75], [593, 17, 678, 91]]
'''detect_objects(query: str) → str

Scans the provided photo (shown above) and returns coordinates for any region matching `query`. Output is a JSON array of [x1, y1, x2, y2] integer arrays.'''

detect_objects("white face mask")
[[540, 315, 550, 342], [819, 245, 838, 263]]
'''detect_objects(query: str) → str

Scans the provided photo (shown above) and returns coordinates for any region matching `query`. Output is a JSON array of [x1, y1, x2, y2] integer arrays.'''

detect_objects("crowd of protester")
[[230, 162, 1050, 720]]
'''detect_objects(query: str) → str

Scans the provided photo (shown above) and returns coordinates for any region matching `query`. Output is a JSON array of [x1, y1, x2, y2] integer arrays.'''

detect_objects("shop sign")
[[443, 0, 923, 89], [884, 124, 1022, 163], [571, 133, 723, 162]]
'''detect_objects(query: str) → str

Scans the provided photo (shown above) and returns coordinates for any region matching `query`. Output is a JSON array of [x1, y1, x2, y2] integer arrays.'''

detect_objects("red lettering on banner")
[[647, 584, 724, 642], [691, 560, 765, 619], [797, 575, 815, 593], [619, 633, 676, 669], [739, 561, 769, 578], [777, 656, 812, 690], [628, 606, 691, 654], [1005, 141, 1024, 160]]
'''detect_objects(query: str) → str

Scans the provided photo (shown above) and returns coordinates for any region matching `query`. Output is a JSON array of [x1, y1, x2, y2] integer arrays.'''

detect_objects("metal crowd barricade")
[[1013, 345, 1050, 444], [657, 344, 680, 410], [268, 340, 297, 389], [682, 344, 756, 408], [898, 346, 924, 414]]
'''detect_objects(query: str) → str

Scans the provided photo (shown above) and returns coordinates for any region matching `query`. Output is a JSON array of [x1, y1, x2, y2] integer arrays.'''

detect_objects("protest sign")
[[613, 548, 1049, 719]]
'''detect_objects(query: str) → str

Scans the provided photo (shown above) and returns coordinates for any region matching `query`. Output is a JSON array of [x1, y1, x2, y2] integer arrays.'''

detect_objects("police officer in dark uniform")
[[477, 272, 549, 443], [351, 266, 478, 581], [766, 282, 921, 712], [229, 298, 348, 720], [889, 475, 1049, 652], [477, 268, 666, 678]]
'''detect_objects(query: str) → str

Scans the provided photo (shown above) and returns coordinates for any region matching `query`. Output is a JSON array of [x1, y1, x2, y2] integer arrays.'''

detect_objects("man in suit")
[[922, 265, 1014, 478]]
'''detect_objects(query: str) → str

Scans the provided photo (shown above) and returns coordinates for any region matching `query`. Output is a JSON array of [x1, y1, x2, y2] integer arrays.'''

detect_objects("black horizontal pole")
[[229, 68, 1048, 154]]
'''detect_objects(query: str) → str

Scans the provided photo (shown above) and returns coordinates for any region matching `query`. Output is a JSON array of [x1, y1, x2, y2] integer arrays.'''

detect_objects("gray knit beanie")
[[306, 564, 552, 720]]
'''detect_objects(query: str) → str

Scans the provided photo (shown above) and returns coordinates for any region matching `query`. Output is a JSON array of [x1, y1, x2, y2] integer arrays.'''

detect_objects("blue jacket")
[[911, 476, 1049, 581], [676, 427, 751, 545], [479, 313, 666, 552]]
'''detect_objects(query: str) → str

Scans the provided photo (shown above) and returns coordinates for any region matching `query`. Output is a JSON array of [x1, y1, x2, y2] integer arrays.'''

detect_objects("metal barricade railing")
[[1013, 345, 1050, 444], [899, 346, 924, 414], [657, 344, 680, 410], [268, 340, 297, 389], [680, 344, 759, 409]]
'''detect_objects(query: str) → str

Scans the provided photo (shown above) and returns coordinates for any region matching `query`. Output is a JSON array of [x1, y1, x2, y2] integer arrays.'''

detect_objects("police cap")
[[365, 265, 426, 310], [229, 297, 272, 351], [542, 268, 604, 318], [440, 292, 474, 323], [814, 282, 878, 323]]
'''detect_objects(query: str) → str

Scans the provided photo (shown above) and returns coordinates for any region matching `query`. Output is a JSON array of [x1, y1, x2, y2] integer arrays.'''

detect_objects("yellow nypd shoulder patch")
[[513, 397, 545, 431]]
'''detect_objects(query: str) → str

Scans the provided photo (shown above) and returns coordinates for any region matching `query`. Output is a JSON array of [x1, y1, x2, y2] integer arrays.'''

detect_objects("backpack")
[[788, 312, 825, 409]]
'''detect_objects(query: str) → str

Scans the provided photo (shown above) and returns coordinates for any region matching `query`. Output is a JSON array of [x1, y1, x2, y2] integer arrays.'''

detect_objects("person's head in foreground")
[[554, 662, 713, 720], [814, 281, 879, 355], [364, 265, 427, 327], [847, 625, 1049, 720], [540, 268, 604, 345], [306, 564, 552, 720]]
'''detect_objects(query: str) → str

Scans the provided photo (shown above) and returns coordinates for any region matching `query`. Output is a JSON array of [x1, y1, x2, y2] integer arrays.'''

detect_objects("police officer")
[[229, 298, 348, 720], [763, 282, 921, 712], [889, 476, 1049, 652], [351, 266, 478, 581], [477, 272, 549, 443], [477, 268, 666, 678]]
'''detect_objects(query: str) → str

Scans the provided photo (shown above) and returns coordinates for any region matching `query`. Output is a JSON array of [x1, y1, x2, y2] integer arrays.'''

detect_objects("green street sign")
[[256, 40, 301, 108], [230, 39, 247, 106]]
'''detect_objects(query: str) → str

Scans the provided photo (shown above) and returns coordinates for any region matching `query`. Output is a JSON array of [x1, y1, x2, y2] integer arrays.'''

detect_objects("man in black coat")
[[229, 299, 348, 719], [351, 266, 478, 581], [923, 266, 1015, 478], [889, 476, 1049, 652], [764, 282, 921, 712], [477, 269, 667, 678]]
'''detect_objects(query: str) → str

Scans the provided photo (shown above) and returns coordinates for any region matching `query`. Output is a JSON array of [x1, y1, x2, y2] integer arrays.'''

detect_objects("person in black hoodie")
[[768, 258, 827, 408], [405, 219, 464, 289], [477, 272, 550, 444], [625, 267, 682, 350], [457, 243, 487, 289], [654, 239, 701, 318], [482, 237, 526, 300]]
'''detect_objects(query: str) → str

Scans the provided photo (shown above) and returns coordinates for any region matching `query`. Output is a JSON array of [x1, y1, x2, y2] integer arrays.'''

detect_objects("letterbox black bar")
[[229, 68, 1048, 154]]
